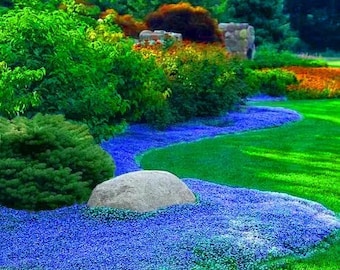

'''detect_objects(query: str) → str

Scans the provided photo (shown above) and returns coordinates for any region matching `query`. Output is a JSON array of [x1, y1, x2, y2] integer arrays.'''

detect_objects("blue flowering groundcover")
[[1, 105, 339, 270]]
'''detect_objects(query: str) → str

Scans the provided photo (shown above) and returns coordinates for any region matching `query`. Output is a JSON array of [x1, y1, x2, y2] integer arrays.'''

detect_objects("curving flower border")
[[1, 105, 339, 270]]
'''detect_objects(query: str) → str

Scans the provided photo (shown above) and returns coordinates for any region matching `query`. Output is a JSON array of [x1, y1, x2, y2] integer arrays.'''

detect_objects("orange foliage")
[[158, 2, 208, 15], [100, 10, 147, 38], [115, 14, 148, 38], [284, 67, 340, 98], [99, 9, 117, 19], [145, 2, 222, 43]]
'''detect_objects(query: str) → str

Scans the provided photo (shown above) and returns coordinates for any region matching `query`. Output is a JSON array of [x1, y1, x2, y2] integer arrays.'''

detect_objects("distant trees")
[[224, 0, 298, 50], [1, 0, 338, 52], [285, 0, 340, 51]]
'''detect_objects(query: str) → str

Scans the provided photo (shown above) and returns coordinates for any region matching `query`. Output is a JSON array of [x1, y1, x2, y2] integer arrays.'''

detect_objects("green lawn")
[[139, 99, 340, 269], [326, 59, 340, 67]]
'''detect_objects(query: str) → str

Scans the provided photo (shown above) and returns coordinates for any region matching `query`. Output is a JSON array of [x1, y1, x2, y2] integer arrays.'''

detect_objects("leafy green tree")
[[0, 6, 168, 141], [0, 63, 45, 118], [225, 0, 299, 50], [89, 0, 228, 21], [0, 8, 123, 139]]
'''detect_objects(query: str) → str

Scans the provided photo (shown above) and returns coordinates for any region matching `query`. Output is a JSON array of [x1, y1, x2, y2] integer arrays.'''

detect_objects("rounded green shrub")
[[0, 114, 115, 211], [152, 42, 251, 122], [247, 69, 297, 97]]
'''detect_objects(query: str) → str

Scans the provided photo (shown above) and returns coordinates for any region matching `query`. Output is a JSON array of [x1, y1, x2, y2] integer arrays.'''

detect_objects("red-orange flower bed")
[[284, 66, 340, 99]]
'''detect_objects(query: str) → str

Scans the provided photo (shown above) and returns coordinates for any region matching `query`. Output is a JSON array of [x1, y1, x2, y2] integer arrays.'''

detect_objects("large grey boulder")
[[87, 170, 196, 212]]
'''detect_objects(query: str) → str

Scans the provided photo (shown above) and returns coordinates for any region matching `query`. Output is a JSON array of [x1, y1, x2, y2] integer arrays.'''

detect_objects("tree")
[[225, 0, 298, 50], [285, 0, 340, 51]]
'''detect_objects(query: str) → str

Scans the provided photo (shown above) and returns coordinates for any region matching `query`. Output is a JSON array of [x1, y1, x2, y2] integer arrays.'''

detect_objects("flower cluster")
[[1, 102, 338, 270], [285, 67, 340, 99], [0, 179, 338, 269], [102, 106, 301, 176]]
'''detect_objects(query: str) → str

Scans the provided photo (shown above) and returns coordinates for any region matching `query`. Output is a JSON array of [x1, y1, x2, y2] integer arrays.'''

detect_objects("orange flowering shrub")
[[114, 14, 147, 38], [100, 9, 147, 38], [145, 2, 222, 43], [285, 67, 340, 99]]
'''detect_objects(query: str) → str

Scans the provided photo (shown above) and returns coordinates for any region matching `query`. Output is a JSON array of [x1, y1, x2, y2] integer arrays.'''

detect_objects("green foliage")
[[0, 7, 168, 141], [60, 0, 101, 22], [247, 47, 328, 69], [155, 43, 250, 123], [0, 62, 45, 118], [246, 68, 297, 97], [0, 114, 115, 210], [11, 0, 60, 10], [110, 41, 170, 124]]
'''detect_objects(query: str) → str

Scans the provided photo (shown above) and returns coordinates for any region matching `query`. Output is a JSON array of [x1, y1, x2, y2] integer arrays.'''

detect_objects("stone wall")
[[139, 30, 182, 45], [138, 24, 255, 60], [218, 23, 255, 59]]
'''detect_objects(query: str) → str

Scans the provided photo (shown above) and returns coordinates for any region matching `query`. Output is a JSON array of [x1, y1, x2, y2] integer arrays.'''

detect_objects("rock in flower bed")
[[1, 104, 339, 269], [0, 180, 338, 269]]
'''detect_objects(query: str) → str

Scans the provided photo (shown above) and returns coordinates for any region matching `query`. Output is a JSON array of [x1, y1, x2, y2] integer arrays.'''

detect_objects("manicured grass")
[[139, 99, 340, 269], [326, 59, 340, 67]]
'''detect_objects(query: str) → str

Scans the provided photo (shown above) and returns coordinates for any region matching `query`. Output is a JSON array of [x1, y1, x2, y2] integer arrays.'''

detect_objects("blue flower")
[[102, 106, 302, 175], [1, 103, 338, 270]]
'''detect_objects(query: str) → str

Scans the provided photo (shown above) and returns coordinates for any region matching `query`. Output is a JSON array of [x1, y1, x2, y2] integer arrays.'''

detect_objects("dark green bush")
[[0, 114, 115, 210]]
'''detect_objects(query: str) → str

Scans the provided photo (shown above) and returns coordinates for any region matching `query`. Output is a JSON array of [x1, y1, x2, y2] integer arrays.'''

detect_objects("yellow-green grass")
[[139, 99, 340, 269], [326, 59, 340, 67]]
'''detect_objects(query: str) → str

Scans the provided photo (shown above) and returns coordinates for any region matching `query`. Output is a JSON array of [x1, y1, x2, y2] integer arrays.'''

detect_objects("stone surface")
[[218, 22, 256, 59], [87, 170, 196, 212], [138, 29, 182, 45]]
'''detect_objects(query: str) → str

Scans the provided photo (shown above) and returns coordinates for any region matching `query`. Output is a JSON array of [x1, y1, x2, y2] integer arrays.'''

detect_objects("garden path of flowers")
[[1, 100, 339, 270]]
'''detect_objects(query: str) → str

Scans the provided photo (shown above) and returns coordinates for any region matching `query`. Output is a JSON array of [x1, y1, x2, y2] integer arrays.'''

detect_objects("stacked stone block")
[[139, 30, 182, 45], [137, 23, 255, 60], [218, 23, 256, 59]]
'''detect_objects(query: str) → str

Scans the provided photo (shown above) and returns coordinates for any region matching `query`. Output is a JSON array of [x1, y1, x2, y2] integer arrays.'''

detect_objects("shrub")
[[134, 41, 251, 125], [0, 114, 115, 211], [0, 7, 169, 141], [145, 2, 223, 43], [0, 62, 45, 118], [59, 0, 101, 19], [246, 68, 298, 97]]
